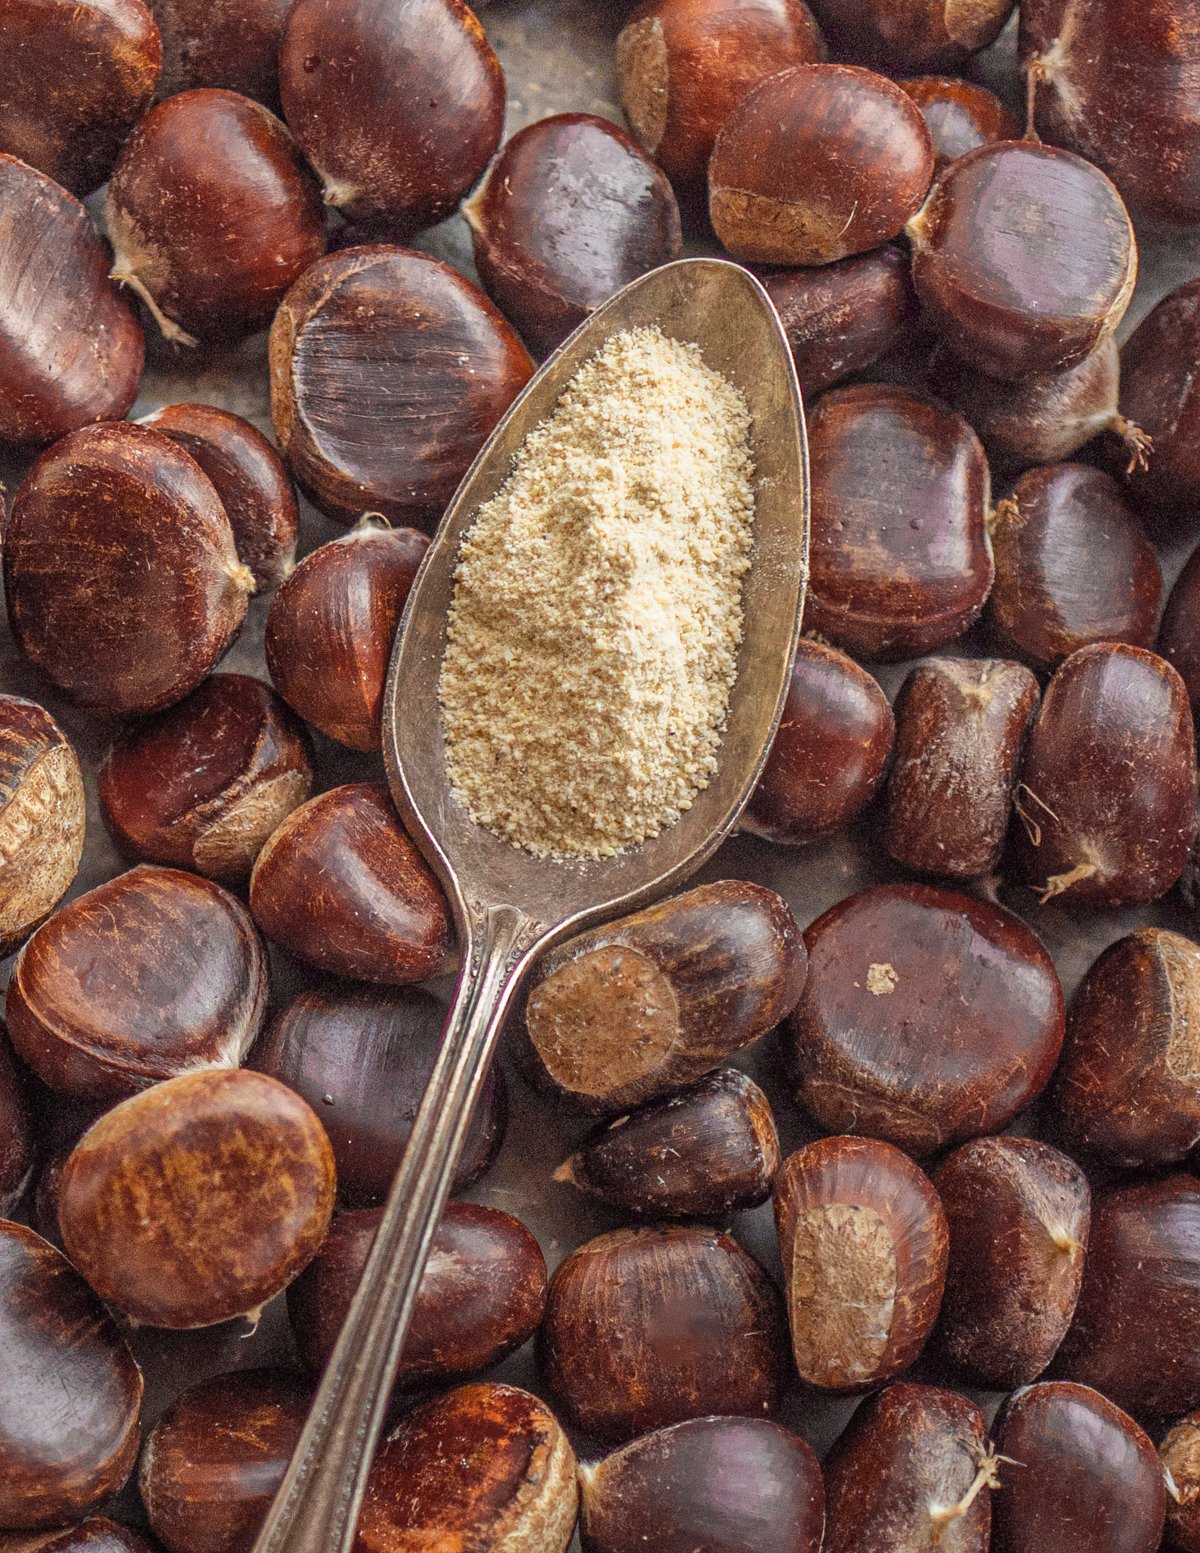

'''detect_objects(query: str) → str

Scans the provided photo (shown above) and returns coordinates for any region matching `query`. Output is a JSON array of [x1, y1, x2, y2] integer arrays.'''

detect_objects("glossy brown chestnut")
[[139, 1369, 309, 1553], [1161, 541, 1200, 715], [1161, 1412, 1200, 1552], [898, 76, 1019, 169], [802, 384, 993, 661], [1120, 278, 1200, 519], [7, 864, 267, 1100], [0, 1221, 143, 1530], [464, 113, 681, 356], [992, 1382, 1165, 1553], [0, 0, 160, 194], [579, 1417, 824, 1553], [151, 0, 291, 105], [0, 694, 86, 958], [884, 656, 1038, 880], [279, 0, 505, 233], [557, 1067, 780, 1218], [138, 405, 299, 591], [933, 1136, 1089, 1388], [760, 246, 917, 402], [253, 982, 504, 1202], [106, 88, 326, 345], [809, 0, 1013, 69], [785, 882, 1065, 1155], [615, 0, 825, 188], [541, 1225, 787, 1443], [822, 1383, 993, 1553], [0, 1026, 34, 1216], [289, 1203, 545, 1388], [773, 1136, 947, 1392], [5, 422, 252, 716], [1055, 1174, 1200, 1419], [0, 1520, 162, 1552], [709, 64, 934, 265], [249, 783, 452, 985], [58, 1067, 335, 1329], [1013, 643, 1197, 907], [263, 517, 429, 751], [0, 155, 143, 447], [355, 1384, 577, 1553], [269, 246, 534, 528], [908, 140, 1137, 382], [521, 879, 806, 1114]]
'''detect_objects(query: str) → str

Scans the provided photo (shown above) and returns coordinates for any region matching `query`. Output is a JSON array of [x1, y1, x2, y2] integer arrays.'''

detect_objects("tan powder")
[[438, 326, 755, 859]]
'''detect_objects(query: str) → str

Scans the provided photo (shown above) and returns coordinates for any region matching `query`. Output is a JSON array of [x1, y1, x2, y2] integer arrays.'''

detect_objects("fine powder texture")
[[438, 326, 755, 859]]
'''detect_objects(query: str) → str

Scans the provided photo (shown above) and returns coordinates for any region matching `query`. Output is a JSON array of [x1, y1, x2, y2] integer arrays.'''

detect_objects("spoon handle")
[[249, 901, 544, 1553]]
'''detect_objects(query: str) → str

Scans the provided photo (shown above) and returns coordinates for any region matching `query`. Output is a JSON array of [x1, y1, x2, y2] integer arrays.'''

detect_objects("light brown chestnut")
[[151, 0, 291, 105], [898, 75, 1019, 168], [1120, 277, 1200, 521], [809, 0, 1014, 69], [0, 1026, 34, 1216], [1161, 1411, 1200, 1553]]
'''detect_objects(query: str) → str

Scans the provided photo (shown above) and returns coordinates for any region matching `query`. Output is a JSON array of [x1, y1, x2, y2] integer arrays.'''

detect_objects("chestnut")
[[932, 1136, 1089, 1389], [1, 1521, 161, 1551], [1161, 540, 1200, 714], [356, 1384, 577, 1553], [883, 656, 1039, 880], [151, 0, 291, 105], [0, 155, 143, 447], [248, 783, 452, 985], [139, 1369, 309, 1553], [0, 0, 161, 195], [1012, 643, 1197, 907], [579, 1417, 824, 1553], [263, 517, 429, 751], [708, 64, 935, 265], [557, 1067, 780, 1218], [0, 1026, 34, 1216], [269, 246, 534, 528], [5, 422, 252, 716], [615, 0, 826, 189], [0, 694, 86, 958], [784, 882, 1065, 1155], [7, 864, 267, 1100], [808, 0, 1014, 69], [908, 140, 1137, 381], [464, 113, 682, 355], [760, 246, 917, 403], [1161, 1412, 1200, 1552], [898, 76, 1019, 169], [278, 0, 505, 233], [992, 1382, 1166, 1553], [288, 1203, 546, 1389], [1120, 277, 1200, 520], [137, 404, 299, 591], [822, 1383, 993, 1553], [521, 879, 806, 1114], [252, 982, 505, 1203], [106, 88, 326, 344], [773, 1136, 947, 1392], [0, 1220, 142, 1530], [541, 1224, 787, 1442], [801, 383, 993, 661]]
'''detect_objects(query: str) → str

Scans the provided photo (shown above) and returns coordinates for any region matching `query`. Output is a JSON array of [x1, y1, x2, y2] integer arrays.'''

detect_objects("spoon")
[[250, 255, 809, 1553]]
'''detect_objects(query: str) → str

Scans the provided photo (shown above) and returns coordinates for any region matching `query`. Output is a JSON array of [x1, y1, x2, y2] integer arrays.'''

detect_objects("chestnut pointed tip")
[[110, 265, 200, 348]]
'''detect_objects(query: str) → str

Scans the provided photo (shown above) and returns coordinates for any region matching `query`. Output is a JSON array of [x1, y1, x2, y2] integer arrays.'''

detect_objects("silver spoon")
[[250, 255, 809, 1553]]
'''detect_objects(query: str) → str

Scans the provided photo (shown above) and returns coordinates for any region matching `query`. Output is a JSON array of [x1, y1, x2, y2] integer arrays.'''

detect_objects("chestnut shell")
[[898, 75, 1019, 169], [151, 0, 292, 105], [1120, 276, 1200, 519], [1160, 537, 1200, 713], [0, 1023, 34, 1214], [809, 0, 1014, 70]]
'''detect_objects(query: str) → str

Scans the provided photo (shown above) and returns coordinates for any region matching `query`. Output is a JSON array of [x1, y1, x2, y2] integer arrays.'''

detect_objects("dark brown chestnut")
[[0, 0, 160, 195], [249, 783, 452, 985], [269, 246, 534, 528], [0, 694, 86, 958], [1161, 1411, 1200, 1552], [760, 246, 917, 402], [898, 76, 1019, 169], [7, 864, 267, 1100], [0, 1520, 161, 1551], [709, 64, 935, 265], [521, 879, 806, 1114], [992, 1381, 1166, 1553], [933, 1135, 1089, 1388], [58, 1067, 335, 1328], [151, 0, 291, 105], [5, 421, 253, 716], [0, 1220, 143, 1530], [785, 882, 1065, 1155], [541, 1224, 787, 1443], [252, 982, 504, 1202], [106, 88, 326, 345], [908, 140, 1137, 381], [464, 113, 681, 356], [801, 383, 993, 661], [579, 1417, 824, 1553], [0, 155, 143, 447], [884, 656, 1039, 880], [278, 0, 505, 233], [0, 1025, 34, 1216], [809, 0, 1014, 69], [1161, 540, 1200, 714], [138, 404, 299, 591], [1012, 643, 1197, 907], [263, 517, 429, 751], [1120, 278, 1200, 520]]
